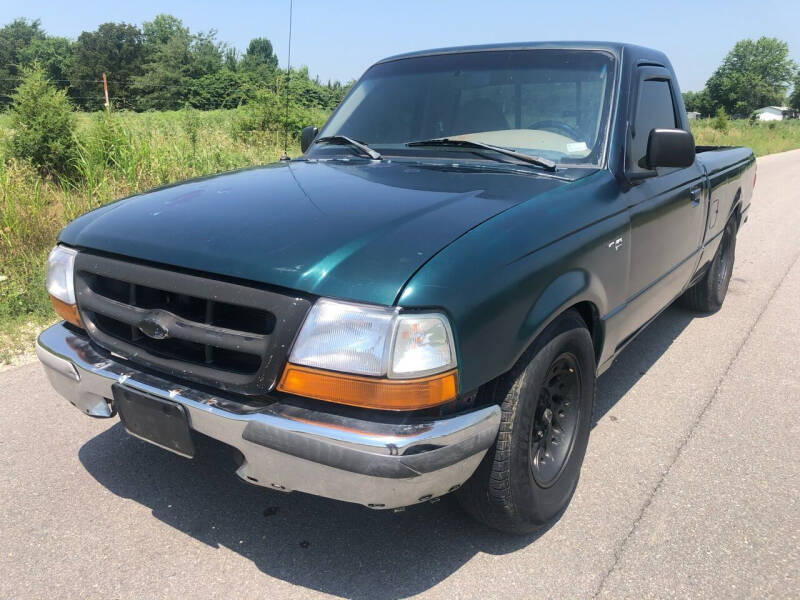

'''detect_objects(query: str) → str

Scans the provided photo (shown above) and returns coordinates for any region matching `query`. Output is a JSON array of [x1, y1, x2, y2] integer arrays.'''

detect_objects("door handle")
[[689, 186, 702, 205]]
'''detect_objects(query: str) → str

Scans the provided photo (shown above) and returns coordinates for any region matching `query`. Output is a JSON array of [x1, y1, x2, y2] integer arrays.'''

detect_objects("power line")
[[0, 77, 214, 89], [0, 77, 344, 93]]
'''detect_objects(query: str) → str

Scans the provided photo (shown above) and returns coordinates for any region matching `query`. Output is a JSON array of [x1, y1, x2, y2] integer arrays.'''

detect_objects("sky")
[[2, 0, 799, 92]]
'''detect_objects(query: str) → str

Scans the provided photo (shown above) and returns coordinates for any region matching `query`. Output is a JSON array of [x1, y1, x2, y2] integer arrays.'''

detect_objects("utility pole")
[[102, 73, 110, 110]]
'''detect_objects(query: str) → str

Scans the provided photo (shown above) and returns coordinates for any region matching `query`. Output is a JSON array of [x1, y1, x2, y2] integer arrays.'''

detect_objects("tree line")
[[0, 15, 351, 112], [682, 37, 800, 118], [3, 17, 798, 121]]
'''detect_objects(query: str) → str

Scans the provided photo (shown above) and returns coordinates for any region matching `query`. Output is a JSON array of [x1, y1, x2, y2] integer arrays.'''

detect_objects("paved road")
[[2, 150, 799, 600]]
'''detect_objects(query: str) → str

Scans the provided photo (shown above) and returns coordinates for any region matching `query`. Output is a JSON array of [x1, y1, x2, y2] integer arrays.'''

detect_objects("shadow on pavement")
[[79, 304, 698, 599], [594, 304, 701, 424], [80, 424, 535, 599]]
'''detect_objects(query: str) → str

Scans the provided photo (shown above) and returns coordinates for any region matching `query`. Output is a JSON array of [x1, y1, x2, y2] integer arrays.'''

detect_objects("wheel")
[[457, 310, 595, 534], [679, 218, 737, 313]]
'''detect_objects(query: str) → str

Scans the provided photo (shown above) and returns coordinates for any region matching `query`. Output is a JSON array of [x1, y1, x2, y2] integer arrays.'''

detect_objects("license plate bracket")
[[112, 384, 195, 458]]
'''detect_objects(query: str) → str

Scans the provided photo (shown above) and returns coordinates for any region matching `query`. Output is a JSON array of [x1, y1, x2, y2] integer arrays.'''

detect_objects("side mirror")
[[300, 126, 319, 154], [646, 128, 695, 169]]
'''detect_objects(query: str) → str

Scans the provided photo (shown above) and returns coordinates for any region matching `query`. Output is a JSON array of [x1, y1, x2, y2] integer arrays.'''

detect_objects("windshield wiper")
[[406, 138, 557, 172], [314, 135, 382, 160]]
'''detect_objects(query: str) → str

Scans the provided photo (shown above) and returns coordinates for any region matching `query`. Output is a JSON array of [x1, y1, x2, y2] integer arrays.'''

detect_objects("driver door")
[[620, 67, 707, 339]]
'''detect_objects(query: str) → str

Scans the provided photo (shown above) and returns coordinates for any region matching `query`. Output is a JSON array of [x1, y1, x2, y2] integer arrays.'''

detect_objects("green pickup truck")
[[37, 42, 755, 533]]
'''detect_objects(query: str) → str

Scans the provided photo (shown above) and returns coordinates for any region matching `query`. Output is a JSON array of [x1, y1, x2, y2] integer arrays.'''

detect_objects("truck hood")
[[59, 159, 571, 305]]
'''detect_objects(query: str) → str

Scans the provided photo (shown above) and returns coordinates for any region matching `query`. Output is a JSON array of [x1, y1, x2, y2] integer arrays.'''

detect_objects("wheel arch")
[[515, 269, 606, 371], [731, 188, 743, 230], [472, 283, 603, 411], [570, 300, 603, 363]]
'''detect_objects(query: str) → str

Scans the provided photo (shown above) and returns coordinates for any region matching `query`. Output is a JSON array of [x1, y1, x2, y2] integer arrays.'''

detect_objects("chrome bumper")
[[36, 323, 500, 509]]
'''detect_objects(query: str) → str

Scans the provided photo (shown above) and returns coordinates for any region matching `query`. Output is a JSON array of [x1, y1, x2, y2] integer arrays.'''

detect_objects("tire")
[[457, 310, 595, 534], [679, 218, 737, 313]]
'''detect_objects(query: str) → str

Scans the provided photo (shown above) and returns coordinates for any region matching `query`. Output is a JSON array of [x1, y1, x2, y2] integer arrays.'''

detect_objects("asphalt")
[[1, 149, 799, 600]]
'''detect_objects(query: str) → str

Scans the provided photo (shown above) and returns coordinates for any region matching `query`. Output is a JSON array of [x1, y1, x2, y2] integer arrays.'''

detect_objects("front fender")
[[519, 269, 606, 362], [397, 171, 628, 394]]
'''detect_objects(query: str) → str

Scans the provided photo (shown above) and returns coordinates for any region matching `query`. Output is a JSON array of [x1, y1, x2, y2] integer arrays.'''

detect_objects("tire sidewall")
[[713, 221, 737, 306], [507, 316, 595, 524]]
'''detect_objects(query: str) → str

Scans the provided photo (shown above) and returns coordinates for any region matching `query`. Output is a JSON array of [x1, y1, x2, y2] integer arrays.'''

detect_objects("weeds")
[[0, 107, 299, 363], [691, 118, 800, 156]]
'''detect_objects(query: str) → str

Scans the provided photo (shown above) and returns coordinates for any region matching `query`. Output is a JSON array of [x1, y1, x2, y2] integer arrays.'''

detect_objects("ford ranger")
[[37, 42, 755, 533]]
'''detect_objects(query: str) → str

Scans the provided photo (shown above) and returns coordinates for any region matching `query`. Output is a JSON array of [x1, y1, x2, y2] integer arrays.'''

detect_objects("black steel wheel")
[[679, 218, 737, 313], [529, 353, 582, 488], [713, 230, 734, 300], [457, 310, 595, 534]]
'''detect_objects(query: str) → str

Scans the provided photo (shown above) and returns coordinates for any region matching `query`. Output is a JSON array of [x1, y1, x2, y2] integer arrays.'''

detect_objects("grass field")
[[1, 112, 799, 364], [690, 118, 800, 156]]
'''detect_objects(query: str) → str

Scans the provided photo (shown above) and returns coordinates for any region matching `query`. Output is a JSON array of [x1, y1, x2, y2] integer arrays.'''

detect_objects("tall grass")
[[0, 107, 301, 363], [690, 118, 800, 156]]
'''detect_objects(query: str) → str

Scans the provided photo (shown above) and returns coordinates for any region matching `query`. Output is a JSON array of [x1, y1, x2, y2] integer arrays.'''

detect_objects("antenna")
[[279, 0, 293, 161]]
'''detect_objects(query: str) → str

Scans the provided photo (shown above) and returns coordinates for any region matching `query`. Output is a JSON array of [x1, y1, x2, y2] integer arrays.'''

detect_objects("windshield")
[[313, 49, 616, 167]]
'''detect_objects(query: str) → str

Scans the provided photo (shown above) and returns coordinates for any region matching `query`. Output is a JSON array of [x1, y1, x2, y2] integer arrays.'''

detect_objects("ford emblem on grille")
[[138, 313, 170, 340]]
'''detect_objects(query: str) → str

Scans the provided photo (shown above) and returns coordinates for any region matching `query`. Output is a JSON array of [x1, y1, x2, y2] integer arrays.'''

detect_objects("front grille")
[[74, 253, 311, 396]]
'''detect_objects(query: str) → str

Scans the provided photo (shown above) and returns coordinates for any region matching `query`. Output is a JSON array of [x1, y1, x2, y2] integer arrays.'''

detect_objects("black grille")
[[74, 253, 311, 395]]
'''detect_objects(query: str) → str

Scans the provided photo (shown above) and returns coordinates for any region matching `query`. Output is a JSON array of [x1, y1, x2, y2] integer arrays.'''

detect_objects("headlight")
[[288, 299, 396, 377], [279, 298, 458, 410], [46, 245, 77, 304], [46, 245, 82, 328], [390, 314, 455, 378], [288, 298, 456, 379]]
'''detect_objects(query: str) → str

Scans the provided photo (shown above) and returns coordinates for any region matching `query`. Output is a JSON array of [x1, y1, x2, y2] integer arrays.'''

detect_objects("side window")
[[631, 79, 677, 169]]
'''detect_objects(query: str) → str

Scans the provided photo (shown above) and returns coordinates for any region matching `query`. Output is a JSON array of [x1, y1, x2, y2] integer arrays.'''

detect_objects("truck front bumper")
[[36, 323, 500, 509]]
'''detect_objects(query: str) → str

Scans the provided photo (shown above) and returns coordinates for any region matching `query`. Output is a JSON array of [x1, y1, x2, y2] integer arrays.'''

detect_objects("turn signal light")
[[277, 364, 458, 411], [50, 295, 84, 329]]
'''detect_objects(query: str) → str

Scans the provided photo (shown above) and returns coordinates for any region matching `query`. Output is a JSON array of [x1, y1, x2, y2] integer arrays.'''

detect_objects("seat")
[[453, 98, 510, 134]]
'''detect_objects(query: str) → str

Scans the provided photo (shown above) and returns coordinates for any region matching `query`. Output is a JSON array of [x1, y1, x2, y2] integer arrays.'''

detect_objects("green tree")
[[682, 88, 714, 117], [281, 66, 351, 111], [133, 15, 223, 110], [8, 63, 76, 176], [142, 14, 188, 47], [232, 78, 326, 142], [232, 88, 284, 138], [19, 36, 74, 88], [789, 74, 800, 112], [69, 22, 145, 110], [0, 18, 45, 107], [189, 31, 225, 78], [705, 37, 796, 116], [682, 90, 701, 112], [239, 37, 279, 89], [188, 68, 253, 109], [243, 37, 278, 69], [133, 34, 192, 110], [323, 79, 353, 109], [711, 106, 729, 132], [223, 47, 238, 71], [288, 66, 327, 108]]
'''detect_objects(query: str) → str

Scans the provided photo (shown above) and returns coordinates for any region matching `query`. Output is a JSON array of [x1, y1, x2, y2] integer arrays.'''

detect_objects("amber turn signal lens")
[[277, 364, 457, 411], [50, 295, 84, 329]]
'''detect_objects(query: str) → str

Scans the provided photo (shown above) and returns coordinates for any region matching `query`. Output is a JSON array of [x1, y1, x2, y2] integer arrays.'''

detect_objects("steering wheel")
[[527, 120, 585, 142]]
